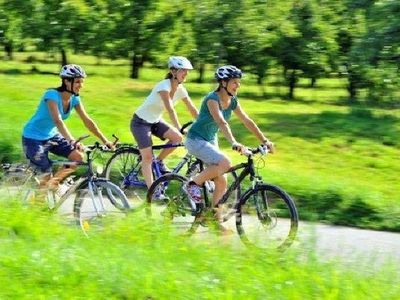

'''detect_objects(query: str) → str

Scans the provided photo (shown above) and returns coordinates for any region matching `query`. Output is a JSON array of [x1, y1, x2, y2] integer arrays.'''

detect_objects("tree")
[[273, 0, 338, 98], [20, 0, 87, 66], [102, 0, 178, 79]]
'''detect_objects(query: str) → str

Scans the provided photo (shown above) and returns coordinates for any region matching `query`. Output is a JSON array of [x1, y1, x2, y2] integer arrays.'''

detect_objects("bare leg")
[[157, 128, 183, 161], [139, 147, 154, 188], [192, 157, 231, 186], [47, 166, 76, 189], [44, 149, 83, 189], [212, 175, 227, 207]]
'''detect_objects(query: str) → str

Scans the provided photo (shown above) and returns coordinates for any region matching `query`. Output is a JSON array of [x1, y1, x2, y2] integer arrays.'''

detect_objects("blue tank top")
[[23, 89, 80, 140], [187, 91, 238, 142]]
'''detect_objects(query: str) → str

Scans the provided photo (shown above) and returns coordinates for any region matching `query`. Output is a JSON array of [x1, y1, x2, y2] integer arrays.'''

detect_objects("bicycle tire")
[[147, 173, 197, 233], [236, 184, 298, 251], [185, 161, 241, 223], [103, 147, 147, 206], [73, 178, 131, 235]]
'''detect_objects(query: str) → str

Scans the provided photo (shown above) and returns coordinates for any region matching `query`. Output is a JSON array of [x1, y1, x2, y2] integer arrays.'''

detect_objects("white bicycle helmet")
[[168, 56, 193, 70], [215, 65, 242, 81], [59, 64, 87, 78]]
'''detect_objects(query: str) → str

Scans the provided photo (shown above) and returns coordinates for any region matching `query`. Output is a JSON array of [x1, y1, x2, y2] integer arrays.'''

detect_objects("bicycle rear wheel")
[[74, 179, 131, 235], [104, 147, 147, 207], [1, 163, 35, 195], [147, 173, 197, 233], [236, 184, 298, 251]]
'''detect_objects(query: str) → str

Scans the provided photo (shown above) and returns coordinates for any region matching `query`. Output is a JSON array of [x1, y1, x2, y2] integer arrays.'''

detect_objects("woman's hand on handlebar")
[[71, 140, 84, 151], [232, 141, 248, 155], [262, 139, 275, 154], [104, 140, 116, 151]]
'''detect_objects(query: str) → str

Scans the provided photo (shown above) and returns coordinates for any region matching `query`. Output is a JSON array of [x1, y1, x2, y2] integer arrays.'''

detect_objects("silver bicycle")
[[0, 136, 130, 235]]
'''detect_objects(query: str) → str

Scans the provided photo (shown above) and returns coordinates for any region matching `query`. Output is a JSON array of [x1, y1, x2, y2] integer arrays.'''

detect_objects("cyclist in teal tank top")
[[185, 65, 275, 226], [187, 91, 238, 143]]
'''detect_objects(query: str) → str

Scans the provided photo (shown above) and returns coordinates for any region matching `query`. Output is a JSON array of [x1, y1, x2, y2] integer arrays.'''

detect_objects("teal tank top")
[[187, 91, 238, 142]]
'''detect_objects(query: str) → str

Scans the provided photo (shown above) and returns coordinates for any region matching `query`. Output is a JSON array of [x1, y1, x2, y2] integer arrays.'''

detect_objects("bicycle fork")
[[88, 180, 107, 216]]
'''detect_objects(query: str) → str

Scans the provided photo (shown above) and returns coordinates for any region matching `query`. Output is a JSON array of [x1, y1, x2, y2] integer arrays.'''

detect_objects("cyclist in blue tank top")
[[185, 65, 275, 224], [22, 64, 114, 189]]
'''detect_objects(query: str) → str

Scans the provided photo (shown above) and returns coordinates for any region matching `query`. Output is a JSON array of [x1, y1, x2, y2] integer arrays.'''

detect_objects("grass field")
[[0, 52, 399, 231], [0, 199, 399, 299]]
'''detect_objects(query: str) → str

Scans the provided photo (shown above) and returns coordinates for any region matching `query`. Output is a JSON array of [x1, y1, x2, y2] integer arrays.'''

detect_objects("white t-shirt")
[[135, 79, 189, 123]]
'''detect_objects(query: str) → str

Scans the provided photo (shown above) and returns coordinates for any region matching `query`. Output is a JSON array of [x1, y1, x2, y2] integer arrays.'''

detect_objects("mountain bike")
[[103, 121, 240, 207], [0, 136, 130, 236], [146, 146, 298, 251]]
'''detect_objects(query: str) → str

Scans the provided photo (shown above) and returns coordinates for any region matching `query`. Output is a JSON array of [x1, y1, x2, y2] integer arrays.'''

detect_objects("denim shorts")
[[130, 114, 170, 149], [185, 137, 225, 165], [22, 134, 74, 173]]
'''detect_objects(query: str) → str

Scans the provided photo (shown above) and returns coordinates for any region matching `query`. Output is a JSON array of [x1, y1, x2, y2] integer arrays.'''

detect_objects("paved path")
[[190, 217, 400, 267], [298, 222, 400, 265]]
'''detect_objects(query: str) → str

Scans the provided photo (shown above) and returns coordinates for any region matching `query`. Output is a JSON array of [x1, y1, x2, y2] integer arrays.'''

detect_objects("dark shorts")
[[130, 114, 170, 149], [22, 134, 74, 173]]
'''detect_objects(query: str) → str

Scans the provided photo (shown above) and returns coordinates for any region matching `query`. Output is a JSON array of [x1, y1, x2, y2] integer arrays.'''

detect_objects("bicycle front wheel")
[[147, 173, 197, 233], [104, 147, 147, 206], [236, 184, 298, 251], [74, 179, 131, 235]]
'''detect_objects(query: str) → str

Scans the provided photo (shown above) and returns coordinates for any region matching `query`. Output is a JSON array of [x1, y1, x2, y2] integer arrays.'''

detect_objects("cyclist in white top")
[[130, 56, 198, 189]]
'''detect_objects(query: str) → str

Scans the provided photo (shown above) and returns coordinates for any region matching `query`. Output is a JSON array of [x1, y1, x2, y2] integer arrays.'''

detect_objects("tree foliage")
[[0, 0, 398, 103]]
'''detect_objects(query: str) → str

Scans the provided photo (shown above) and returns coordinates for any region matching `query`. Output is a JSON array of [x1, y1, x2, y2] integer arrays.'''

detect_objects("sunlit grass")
[[0, 199, 399, 299]]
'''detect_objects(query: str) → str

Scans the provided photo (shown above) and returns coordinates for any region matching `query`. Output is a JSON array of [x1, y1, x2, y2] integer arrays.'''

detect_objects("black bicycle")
[[103, 121, 240, 208], [147, 146, 298, 251]]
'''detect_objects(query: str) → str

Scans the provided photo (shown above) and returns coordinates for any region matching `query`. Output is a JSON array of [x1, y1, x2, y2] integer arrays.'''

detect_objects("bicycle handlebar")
[[243, 145, 270, 157], [84, 141, 113, 153]]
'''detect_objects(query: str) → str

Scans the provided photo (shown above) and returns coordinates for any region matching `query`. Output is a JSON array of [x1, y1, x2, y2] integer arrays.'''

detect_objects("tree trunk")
[[61, 49, 67, 66], [197, 63, 205, 83], [131, 53, 142, 79], [4, 40, 13, 60], [347, 78, 357, 101], [310, 77, 316, 87], [288, 69, 296, 99], [346, 65, 358, 102], [257, 74, 264, 85]]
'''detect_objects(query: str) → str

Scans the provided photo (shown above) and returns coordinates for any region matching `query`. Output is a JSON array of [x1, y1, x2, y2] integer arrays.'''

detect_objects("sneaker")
[[154, 159, 170, 175], [183, 181, 203, 215]]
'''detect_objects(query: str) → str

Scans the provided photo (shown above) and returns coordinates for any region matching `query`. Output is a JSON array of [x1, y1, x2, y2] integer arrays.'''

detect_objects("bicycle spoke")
[[147, 174, 196, 234], [237, 185, 298, 251], [75, 180, 130, 236]]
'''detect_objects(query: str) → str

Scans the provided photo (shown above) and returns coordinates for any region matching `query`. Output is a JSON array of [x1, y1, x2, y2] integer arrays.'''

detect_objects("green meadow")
[[0, 199, 399, 299], [0, 53, 399, 232]]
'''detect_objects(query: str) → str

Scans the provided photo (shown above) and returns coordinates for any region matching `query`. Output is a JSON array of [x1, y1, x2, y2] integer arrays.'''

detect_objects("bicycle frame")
[[199, 153, 260, 220], [118, 143, 194, 188]]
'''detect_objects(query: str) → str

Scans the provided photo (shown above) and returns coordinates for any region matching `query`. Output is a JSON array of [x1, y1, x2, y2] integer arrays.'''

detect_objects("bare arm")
[[182, 96, 199, 119], [207, 100, 237, 145], [159, 90, 181, 129], [233, 103, 274, 152], [74, 103, 111, 146], [47, 100, 74, 141]]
